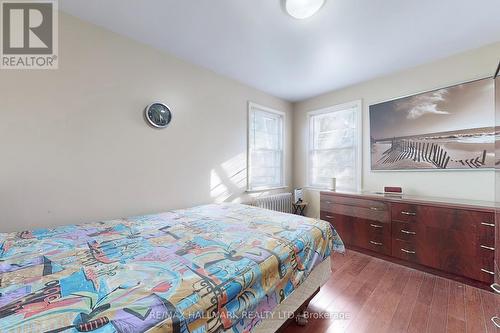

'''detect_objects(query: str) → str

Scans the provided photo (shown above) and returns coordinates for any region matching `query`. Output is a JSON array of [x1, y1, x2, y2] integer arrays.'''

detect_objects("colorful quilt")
[[0, 203, 344, 333]]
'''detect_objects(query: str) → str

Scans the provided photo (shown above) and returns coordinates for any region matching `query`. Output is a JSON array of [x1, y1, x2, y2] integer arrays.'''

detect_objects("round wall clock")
[[144, 102, 172, 128]]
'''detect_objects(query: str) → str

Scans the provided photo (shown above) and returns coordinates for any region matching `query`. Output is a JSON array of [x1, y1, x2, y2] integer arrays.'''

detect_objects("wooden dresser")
[[320, 191, 497, 289]]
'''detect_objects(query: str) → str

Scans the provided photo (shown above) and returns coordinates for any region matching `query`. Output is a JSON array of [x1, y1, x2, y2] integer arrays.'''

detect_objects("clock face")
[[145, 103, 172, 128]]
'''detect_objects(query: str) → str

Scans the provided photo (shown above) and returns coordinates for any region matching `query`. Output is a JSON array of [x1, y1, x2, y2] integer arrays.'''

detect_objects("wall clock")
[[144, 102, 172, 128]]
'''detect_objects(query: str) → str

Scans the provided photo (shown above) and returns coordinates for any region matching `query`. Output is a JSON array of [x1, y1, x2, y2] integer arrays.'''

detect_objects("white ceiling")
[[60, 0, 500, 102]]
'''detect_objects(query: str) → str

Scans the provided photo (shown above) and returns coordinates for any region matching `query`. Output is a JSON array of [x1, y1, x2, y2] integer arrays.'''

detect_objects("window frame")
[[247, 102, 286, 192], [306, 100, 362, 191]]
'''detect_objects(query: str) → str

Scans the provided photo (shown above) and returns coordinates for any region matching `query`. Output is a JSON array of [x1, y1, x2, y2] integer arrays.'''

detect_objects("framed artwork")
[[370, 78, 495, 171]]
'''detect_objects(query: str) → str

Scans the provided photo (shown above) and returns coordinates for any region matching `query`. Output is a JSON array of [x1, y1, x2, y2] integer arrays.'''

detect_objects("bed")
[[0, 203, 344, 333]]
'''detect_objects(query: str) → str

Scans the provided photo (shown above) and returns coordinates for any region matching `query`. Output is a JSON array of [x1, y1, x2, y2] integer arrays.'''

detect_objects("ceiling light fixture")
[[284, 0, 326, 19]]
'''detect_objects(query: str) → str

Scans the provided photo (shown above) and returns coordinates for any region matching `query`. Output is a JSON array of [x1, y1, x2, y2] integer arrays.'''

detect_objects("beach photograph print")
[[370, 78, 495, 171]]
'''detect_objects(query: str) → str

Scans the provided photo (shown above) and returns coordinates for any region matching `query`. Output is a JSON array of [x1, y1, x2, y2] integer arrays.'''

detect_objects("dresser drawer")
[[392, 239, 418, 263], [479, 247, 495, 270], [320, 212, 353, 245], [478, 218, 496, 247], [477, 250, 496, 284], [392, 221, 417, 242], [436, 235, 494, 284], [392, 204, 487, 232], [352, 218, 391, 256], [321, 210, 391, 255], [368, 221, 386, 236], [322, 195, 387, 210], [321, 198, 389, 223], [359, 234, 391, 256], [365, 238, 391, 255], [391, 203, 418, 223], [320, 192, 496, 287]]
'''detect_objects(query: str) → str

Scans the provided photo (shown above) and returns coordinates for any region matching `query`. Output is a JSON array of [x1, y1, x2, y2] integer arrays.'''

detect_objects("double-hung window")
[[248, 103, 285, 191], [308, 100, 362, 191]]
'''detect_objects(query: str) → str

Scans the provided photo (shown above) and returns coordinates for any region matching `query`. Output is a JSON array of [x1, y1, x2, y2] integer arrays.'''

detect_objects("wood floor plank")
[[370, 265, 412, 333], [447, 316, 467, 333], [447, 280, 467, 333], [285, 251, 369, 333], [427, 277, 450, 333], [464, 285, 487, 333], [386, 269, 425, 333], [330, 252, 351, 274], [326, 256, 385, 310], [342, 261, 404, 333], [309, 255, 380, 332], [406, 273, 436, 333], [289, 251, 369, 333], [286, 250, 497, 333], [311, 252, 372, 309], [479, 289, 500, 333], [344, 254, 372, 276], [326, 257, 390, 332]]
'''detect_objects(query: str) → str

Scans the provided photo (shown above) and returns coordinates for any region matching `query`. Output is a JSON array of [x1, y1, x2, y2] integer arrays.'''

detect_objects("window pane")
[[251, 150, 281, 170], [315, 128, 354, 150], [251, 110, 282, 150], [248, 106, 284, 189], [310, 149, 356, 189], [309, 105, 360, 191], [314, 108, 354, 130], [250, 151, 282, 187], [313, 108, 356, 150]]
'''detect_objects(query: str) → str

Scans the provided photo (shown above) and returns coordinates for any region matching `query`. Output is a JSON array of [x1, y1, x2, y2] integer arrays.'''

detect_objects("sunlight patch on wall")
[[210, 171, 229, 202], [210, 153, 247, 203]]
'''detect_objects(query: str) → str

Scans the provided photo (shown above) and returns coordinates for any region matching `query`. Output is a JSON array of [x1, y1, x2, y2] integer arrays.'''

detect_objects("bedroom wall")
[[293, 42, 500, 218], [0, 13, 293, 232]]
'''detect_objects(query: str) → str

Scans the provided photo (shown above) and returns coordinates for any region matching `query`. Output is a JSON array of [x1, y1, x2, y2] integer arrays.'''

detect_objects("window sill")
[[304, 186, 358, 192], [246, 186, 288, 193], [303, 186, 330, 192]]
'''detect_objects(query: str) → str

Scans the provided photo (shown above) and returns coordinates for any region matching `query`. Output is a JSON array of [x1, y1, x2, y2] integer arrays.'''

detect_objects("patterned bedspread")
[[0, 203, 344, 333]]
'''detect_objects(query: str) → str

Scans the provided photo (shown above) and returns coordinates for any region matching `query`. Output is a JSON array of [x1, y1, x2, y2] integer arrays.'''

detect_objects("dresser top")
[[320, 190, 497, 212]]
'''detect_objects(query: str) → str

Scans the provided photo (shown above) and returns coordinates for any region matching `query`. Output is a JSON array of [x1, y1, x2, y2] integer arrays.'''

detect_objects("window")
[[248, 103, 285, 191], [308, 100, 362, 191]]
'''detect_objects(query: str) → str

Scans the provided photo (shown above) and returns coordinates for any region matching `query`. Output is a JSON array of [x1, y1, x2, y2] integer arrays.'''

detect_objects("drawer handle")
[[370, 207, 383, 211], [491, 283, 500, 294], [481, 268, 495, 275], [481, 222, 495, 227], [325, 215, 335, 219], [480, 245, 495, 251], [370, 241, 383, 246], [401, 230, 416, 235], [370, 224, 383, 229], [401, 211, 416, 216], [492, 317, 500, 328], [401, 248, 416, 254]]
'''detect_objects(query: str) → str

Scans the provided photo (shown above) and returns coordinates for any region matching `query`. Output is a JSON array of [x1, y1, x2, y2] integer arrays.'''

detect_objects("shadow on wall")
[[210, 153, 284, 204]]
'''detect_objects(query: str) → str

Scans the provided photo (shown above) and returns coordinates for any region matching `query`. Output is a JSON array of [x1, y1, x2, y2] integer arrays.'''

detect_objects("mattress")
[[0, 203, 344, 333]]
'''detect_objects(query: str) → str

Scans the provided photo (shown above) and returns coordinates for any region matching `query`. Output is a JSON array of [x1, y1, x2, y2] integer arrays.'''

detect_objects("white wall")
[[0, 13, 293, 232], [293, 43, 500, 218], [2, 12, 498, 230]]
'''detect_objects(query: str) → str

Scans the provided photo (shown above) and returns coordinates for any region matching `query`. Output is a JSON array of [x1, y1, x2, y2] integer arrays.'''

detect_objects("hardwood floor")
[[287, 250, 500, 333]]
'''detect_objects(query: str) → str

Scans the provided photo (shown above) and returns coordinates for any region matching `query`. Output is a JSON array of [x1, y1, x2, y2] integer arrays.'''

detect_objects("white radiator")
[[251, 193, 293, 214]]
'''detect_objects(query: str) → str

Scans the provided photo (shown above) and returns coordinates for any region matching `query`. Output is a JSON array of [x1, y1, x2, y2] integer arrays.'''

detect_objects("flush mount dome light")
[[284, 0, 326, 19]]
